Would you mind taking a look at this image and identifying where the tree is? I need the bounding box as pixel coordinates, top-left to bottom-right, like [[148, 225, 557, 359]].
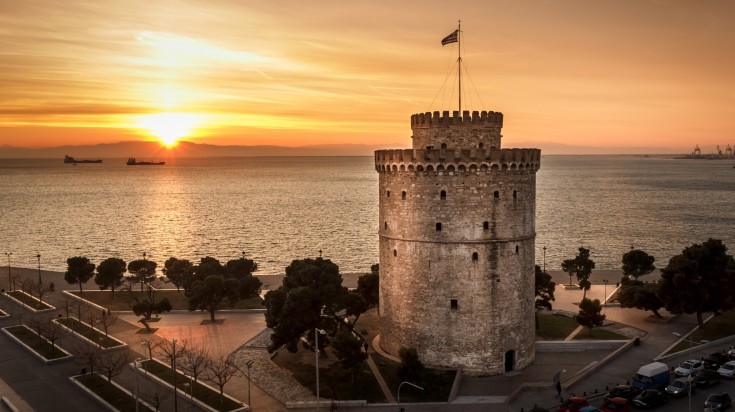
[[95, 257, 126, 294], [263, 257, 350, 353], [659, 238, 735, 327], [140, 386, 169, 412], [205, 355, 239, 408], [162, 257, 194, 293], [224, 257, 262, 299], [140, 336, 164, 361], [575, 298, 606, 336], [622, 249, 656, 280], [127, 259, 158, 292], [331, 329, 367, 383], [65, 256, 96, 294], [132, 298, 172, 330], [356, 266, 379, 307], [181, 343, 212, 400], [98, 350, 128, 382], [43, 318, 64, 350], [534, 265, 556, 330], [345, 290, 368, 330], [561, 247, 595, 299], [196, 256, 225, 278], [99, 310, 117, 336], [157, 338, 189, 374], [187, 275, 240, 322], [617, 278, 664, 318], [397, 347, 424, 383]]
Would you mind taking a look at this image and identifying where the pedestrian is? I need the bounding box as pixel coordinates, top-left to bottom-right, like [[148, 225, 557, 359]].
[[556, 380, 562, 400], [49, 281, 55, 292]]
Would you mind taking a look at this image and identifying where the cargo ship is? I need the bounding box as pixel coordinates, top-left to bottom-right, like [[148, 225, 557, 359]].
[[64, 155, 102, 164], [126, 157, 165, 166]]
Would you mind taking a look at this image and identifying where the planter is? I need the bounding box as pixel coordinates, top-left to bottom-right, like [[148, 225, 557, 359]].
[[2, 325, 72, 364], [3, 290, 56, 313], [53, 317, 127, 350], [70, 373, 155, 412]]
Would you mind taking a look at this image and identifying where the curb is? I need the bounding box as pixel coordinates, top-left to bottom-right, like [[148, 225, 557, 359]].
[[2, 325, 73, 364], [69, 373, 156, 412]]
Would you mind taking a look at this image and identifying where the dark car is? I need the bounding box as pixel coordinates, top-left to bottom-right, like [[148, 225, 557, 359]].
[[665, 376, 695, 398], [705, 353, 731, 370], [603, 385, 640, 401], [599, 397, 630, 412], [704, 392, 732, 410], [632, 389, 668, 409], [693, 368, 722, 387], [558, 396, 589, 412]]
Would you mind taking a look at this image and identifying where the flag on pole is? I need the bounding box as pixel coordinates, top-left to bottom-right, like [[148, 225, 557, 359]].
[[441, 29, 459, 46]]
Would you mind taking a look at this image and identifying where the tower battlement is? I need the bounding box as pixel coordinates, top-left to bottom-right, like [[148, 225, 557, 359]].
[[375, 148, 540, 171], [411, 110, 503, 129]]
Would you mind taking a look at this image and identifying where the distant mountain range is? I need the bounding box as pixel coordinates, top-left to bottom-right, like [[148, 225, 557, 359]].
[[0, 140, 685, 158]]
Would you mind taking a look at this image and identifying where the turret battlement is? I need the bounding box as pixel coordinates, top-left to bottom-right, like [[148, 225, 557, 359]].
[[411, 110, 503, 129], [375, 148, 540, 173]]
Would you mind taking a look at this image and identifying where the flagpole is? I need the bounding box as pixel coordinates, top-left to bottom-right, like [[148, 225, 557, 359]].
[[457, 20, 462, 114]]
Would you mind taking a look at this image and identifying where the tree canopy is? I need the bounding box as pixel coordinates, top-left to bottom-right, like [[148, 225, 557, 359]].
[[534, 265, 556, 330], [617, 277, 664, 318], [659, 238, 735, 327], [263, 257, 350, 353], [331, 329, 368, 383], [163, 257, 195, 292], [622, 249, 656, 279], [95, 257, 126, 294], [356, 265, 379, 307], [127, 259, 158, 291], [224, 257, 262, 299], [575, 298, 605, 335], [562, 247, 595, 298], [188, 275, 240, 322], [65, 256, 95, 294]]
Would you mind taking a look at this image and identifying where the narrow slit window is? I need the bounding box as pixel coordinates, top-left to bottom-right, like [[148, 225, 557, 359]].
[[393, 249, 397, 257], [436, 222, 442, 232], [387, 190, 390, 198], [402, 191, 406, 200], [494, 191, 499, 199], [384, 221, 388, 230], [513, 190, 517, 199], [483, 221, 489, 230], [515, 245, 519, 254], [440, 190, 447, 200], [450, 299, 458, 310], [472, 252, 478, 261]]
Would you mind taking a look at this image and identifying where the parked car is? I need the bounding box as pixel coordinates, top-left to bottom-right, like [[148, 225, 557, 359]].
[[603, 385, 640, 401], [674, 359, 704, 377], [718, 361, 735, 379], [558, 396, 589, 412], [665, 377, 695, 398], [693, 368, 721, 387], [728, 345, 735, 360], [578, 407, 601, 412], [599, 397, 630, 412], [705, 352, 730, 370], [632, 389, 668, 409], [704, 392, 732, 410]]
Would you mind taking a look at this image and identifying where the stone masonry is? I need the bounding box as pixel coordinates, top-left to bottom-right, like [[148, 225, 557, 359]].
[[375, 109, 541, 375]]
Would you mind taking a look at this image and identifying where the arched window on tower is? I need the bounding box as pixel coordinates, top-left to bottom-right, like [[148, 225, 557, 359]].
[[441, 143, 447, 150], [515, 245, 519, 254], [386, 190, 390, 198], [402, 191, 406, 200], [436, 222, 442, 232], [513, 190, 517, 199], [440, 190, 446, 200], [384, 221, 388, 230], [483, 221, 489, 230], [494, 191, 500, 199], [472, 252, 478, 261], [479, 142, 484, 149], [393, 249, 397, 257]]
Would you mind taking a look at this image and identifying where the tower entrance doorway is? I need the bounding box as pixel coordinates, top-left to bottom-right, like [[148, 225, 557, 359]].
[[504, 350, 515, 372]]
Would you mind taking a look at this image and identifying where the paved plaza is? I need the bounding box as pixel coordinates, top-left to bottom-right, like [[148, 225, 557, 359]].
[[2, 267, 734, 412]]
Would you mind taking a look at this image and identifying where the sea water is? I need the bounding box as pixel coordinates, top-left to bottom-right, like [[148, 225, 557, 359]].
[[0, 156, 733, 274]]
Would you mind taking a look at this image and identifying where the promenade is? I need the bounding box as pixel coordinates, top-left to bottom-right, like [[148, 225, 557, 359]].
[[1, 266, 732, 412]]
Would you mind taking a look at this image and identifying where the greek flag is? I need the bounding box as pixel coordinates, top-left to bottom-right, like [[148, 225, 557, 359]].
[[441, 29, 459, 46]]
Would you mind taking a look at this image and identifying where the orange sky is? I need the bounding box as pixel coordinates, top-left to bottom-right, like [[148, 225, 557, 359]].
[[1, 0, 734, 153]]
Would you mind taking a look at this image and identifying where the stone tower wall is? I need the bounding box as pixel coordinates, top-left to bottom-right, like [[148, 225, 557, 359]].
[[375, 110, 541, 375], [411, 110, 503, 150]]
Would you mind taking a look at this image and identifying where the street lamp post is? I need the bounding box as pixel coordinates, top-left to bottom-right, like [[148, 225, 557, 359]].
[[397, 381, 424, 411], [4, 252, 11, 291], [36, 252, 41, 285], [245, 359, 254, 407], [315, 328, 326, 411], [602, 279, 609, 307], [673, 332, 704, 412], [543, 246, 547, 273], [172, 338, 178, 412]]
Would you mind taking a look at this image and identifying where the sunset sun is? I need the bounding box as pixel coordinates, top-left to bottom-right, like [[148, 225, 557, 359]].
[[138, 113, 201, 146]]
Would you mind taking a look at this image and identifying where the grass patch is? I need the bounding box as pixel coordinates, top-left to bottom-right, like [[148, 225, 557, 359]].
[[666, 311, 735, 355], [536, 313, 579, 340], [273, 350, 386, 402], [572, 328, 628, 340], [55, 317, 123, 348], [70, 290, 263, 311], [372, 352, 455, 403], [75, 373, 147, 412], [5, 325, 68, 360], [140, 359, 243, 411], [6, 290, 54, 310]]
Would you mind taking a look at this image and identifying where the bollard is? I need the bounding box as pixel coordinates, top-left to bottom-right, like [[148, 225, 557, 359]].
[[595, 388, 598, 394]]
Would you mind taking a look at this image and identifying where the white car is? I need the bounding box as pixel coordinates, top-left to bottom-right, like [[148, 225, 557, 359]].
[[674, 359, 703, 377], [728, 345, 735, 359], [718, 361, 735, 379]]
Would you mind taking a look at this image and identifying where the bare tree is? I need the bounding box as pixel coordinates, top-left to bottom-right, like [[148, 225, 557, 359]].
[[73, 300, 88, 323], [25, 317, 45, 337], [181, 342, 212, 400], [99, 310, 117, 337], [43, 318, 64, 350], [98, 350, 129, 382], [205, 355, 239, 407], [157, 338, 189, 371], [61, 296, 75, 318], [72, 342, 102, 375], [140, 386, 170, 412], [140, 336, 164, 362], [29, 281, 47, 304]]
